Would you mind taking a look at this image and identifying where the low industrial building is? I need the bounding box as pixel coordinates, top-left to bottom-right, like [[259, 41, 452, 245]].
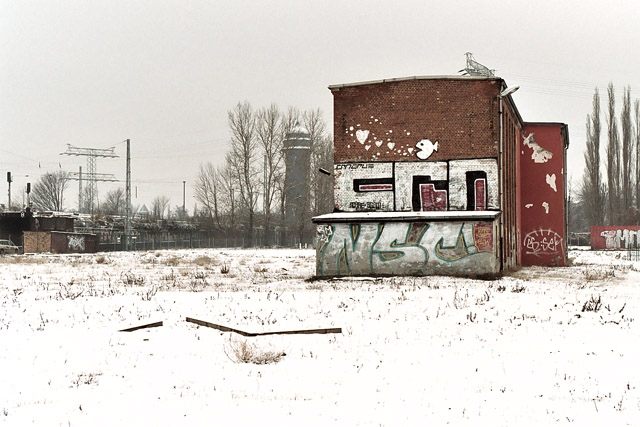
[[313, 74, 568, 277], [0, 210, 97, 254]]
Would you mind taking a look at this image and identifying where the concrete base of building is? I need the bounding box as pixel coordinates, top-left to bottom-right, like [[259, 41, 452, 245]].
[[312, 211, 501, 278]]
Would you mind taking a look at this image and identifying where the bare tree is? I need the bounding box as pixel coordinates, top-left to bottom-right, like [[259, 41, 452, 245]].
[[581, 88, 604, 228], [621, 86, 633, 221], [312, 133, 335, 215], [606, 83, 620, 225], [256, 104, 286, 246], [30, 171, 70, 212], [219, 159, 238, 233], [227, 101, 259, 246], [102, 188, 125, 215], [151, 195, 170, 219], [194, 162, 223, 230], [635, 99, 640, 209], [303, 109, 333, 236]]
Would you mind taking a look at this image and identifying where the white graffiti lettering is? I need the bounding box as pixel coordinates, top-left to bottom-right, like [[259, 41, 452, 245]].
[[316, 225, 332, 243], [68, 235, 85, 251], [600, 229, 639, 249], [523, 229, 563, 257]]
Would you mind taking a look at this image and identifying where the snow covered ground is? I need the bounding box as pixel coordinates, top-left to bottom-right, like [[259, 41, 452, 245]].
[[1, 247, 640, 426]]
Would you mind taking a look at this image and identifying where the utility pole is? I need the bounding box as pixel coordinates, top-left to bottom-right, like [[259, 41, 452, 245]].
[[7, 172, 12, 210], [182, 180, 186, 218], [78, 166, 83, 212], [125, 139, 131, 251], [263, 154, 267, 214]]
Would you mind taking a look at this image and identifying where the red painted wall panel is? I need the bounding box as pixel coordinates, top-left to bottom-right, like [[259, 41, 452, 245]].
[[519, 123, 568, 266]]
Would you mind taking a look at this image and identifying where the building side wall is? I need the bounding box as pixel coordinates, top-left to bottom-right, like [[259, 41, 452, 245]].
[[501, 100, 522, 270], [24, 231, 97, 254], [519, 123, 567, 266], [23, 231, 52, 253], [316, 219, 499, 277]]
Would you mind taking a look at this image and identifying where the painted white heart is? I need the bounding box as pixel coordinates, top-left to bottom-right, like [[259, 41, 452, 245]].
[[375, 140, 383, 147], [408, 147, 414, 153], [364, 145, 371, 150], [387, 142, 395, 150], [356, 129, 369, 144]]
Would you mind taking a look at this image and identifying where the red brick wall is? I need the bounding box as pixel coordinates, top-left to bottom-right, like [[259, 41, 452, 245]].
[[332, 78, 502, 163]]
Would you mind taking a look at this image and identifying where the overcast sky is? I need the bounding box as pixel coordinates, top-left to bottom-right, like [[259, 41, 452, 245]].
[[2, 0, 640, 211]]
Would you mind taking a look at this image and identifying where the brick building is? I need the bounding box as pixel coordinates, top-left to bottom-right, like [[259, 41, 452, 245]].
[[313, 75, 568, 277]]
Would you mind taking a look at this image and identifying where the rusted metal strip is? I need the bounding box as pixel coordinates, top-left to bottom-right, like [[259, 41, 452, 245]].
[[119, 321, 163, 332], [185, 317, 341, 336], [186, 317, 251, 336]]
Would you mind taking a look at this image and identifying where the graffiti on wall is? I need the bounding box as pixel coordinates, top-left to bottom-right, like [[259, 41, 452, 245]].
[[523, 229, 563, 257], [334, 162, 394, 212], [448, 159, 497, 211], [523, 133, 553, 163], [67, 235, 85, 251], [343, 117, 417, 161], [416, 139, 439, 160], [600, 229, 639, 249], [335, 159, 498, 212], [419, 183, 447, 211], [434, 223, 494, 261], [317, 221, 495, 275], [546, 174, 557, 192]]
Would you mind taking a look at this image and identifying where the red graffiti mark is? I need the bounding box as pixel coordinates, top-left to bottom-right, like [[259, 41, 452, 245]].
[[473, 223, 493, 252], [358, 184, 393, 191], [474, 178, 486, 211], [419, 184, 447, 211]]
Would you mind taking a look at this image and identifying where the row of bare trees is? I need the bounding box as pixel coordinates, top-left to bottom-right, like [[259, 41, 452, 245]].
[[16, 171, 174, 221], [194, 101, 333, 246], [11, 101, 335, 247], [580, 83, 640, 227]]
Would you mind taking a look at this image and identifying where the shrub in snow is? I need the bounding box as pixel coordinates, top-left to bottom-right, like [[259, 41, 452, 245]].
[[224, 337, 285, 365], [582, 294, 602, 312]]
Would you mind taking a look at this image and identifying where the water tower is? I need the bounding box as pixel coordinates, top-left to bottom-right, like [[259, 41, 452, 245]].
[[283, 122, 311, 241]]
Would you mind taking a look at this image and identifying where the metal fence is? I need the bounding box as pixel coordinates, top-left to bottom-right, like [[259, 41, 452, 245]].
[[95, 230, 314, 252], [628, 239, 640, 261]]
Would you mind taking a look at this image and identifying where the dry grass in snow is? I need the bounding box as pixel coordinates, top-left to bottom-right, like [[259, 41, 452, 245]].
[[1, 247, 640, 425]]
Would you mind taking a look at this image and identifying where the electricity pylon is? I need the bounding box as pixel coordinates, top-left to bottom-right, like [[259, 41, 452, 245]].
[[61, 144, 119, 214]]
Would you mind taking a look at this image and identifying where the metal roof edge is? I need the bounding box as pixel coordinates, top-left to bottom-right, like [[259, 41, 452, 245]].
[[312, 211, 501, 223], [328, 75, 502, 90]]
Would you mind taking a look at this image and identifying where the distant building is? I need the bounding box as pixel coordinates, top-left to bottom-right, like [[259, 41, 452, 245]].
[[283, 122, 312, 243], [0, 209, 97, 254], [313, 75, 568, 277], [137, 204, 150, 218]]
